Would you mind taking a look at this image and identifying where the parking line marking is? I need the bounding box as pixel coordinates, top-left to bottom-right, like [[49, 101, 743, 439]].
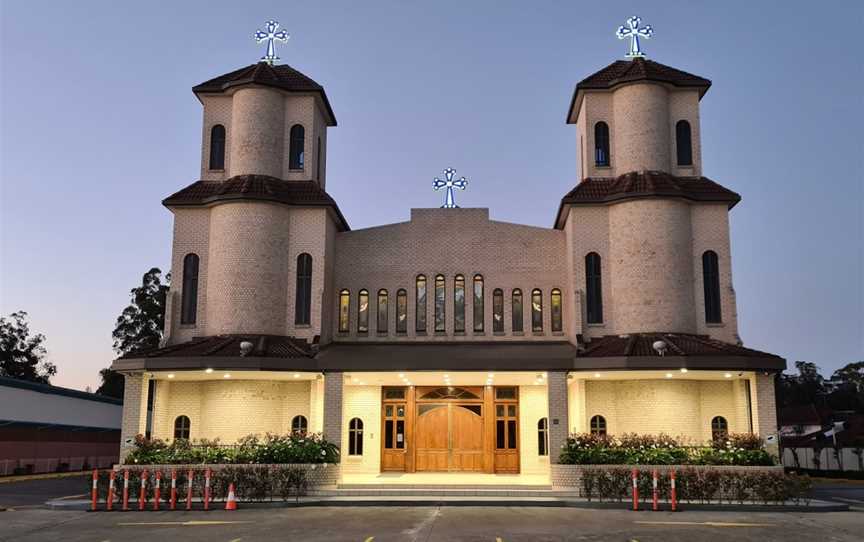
[[635, 521, 774, 528], [118, 520, 251, 527]]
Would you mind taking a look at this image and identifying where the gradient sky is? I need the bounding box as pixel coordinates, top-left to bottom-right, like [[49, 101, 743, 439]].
[[1, 1, 862, 391]]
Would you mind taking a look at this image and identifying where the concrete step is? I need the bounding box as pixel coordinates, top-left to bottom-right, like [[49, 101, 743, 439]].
[[314, 487, 579, 497], [337, 484, 553, 490]]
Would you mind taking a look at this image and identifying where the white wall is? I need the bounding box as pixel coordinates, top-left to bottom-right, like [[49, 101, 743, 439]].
[[0, 384, 121, 429]]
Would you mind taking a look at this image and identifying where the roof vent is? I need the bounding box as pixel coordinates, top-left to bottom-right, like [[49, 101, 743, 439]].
[[239, 341, 254, 357], [652, 340, 668, 356]]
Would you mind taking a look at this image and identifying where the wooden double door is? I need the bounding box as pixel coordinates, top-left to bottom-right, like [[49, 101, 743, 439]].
[[381, 385, 519, 473]]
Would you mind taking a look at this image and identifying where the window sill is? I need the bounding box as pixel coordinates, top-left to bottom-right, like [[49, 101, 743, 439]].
[[586, 323, 605, 328], [706, 322, 724, 327], [594, 164, 612, 169], [295, 324, 311, 329], [434, 331, 447, 336], [207, 169, 225, 173], [512, 331, 524, 336], [288, 167, 304, 172], [473, 332, 485, 336], [532, 331, 545, 336], [552, 331, 565, 336], [454, 331, 465, 336], [376, 332, 389, 337], [337, 332, 350, 337], [416, 331, 428, 336], [178, 324, 197, 329]]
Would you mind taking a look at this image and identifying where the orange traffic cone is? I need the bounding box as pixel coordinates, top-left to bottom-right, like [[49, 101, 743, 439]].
[[224, 483, 238, 511]]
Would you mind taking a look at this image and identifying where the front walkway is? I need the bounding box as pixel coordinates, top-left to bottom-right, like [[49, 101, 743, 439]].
[[340, 472, 550, 486]]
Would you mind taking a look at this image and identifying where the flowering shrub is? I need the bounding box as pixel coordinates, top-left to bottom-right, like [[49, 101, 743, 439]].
[[560, 432, 774, 466], [124, 432, 339, 465]]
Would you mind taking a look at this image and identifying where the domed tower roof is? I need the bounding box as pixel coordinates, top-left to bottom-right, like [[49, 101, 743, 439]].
[[193, 62, 337, 126]]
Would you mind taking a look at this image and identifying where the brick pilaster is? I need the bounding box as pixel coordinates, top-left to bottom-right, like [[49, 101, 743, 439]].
[[119, 372, 149, 462], [322, 371, 344, 453], [547, 370, 570, 464]]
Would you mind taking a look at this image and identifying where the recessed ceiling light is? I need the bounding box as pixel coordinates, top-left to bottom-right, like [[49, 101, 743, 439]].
[[594, 373, 601, 378], [724, 373, 732, 378], [680, 368, 688, 373], [167, 373, 175, 379], [488, 373, 494, 378], [353, 378, 359, 383], [293, 373, 300, 378], [398, 373, 405, 378], [205, 368, 214, 374], [665, 373, 673, 378], [223, 373, 231, 379]]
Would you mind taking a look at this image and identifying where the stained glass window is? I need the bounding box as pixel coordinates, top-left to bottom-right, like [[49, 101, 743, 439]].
[[454, 275, 465, 332], [416, 275, 427, 332], [512, 289, 523, 333], [338, 289, 350, 332], [531, 289, 543, 332], [396, 289, 407, 334], [377, 289, 388, 333], [434, 274, 446, 332], [492, 288, 504, 333], [358, 289, 369, 333], [473, 274, 484, 333], [551, 288, 562, 332]]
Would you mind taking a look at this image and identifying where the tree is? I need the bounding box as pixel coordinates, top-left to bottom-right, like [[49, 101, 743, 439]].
[[827, 361, 864, 412], [96, 367, 125, 399], [777, 361, 828, 408], [0, 311, 57, 383], [112, 268, 169, 356]]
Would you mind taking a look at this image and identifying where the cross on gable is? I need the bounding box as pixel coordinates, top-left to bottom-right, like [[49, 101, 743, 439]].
[[255, 20, 290, 65], [433, 167, 468, 208], [616, 15, 653, 58]]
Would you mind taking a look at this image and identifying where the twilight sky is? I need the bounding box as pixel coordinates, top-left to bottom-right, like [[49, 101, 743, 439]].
[[1, 1, 862, 391]]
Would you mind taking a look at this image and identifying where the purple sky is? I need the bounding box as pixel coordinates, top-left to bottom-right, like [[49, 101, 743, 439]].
[[1, 1, 861, 391]]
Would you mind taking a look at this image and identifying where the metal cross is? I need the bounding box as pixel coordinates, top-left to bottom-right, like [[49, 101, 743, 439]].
[[255, 20, 290, 65], [616, 15, 653, 58], [433, 168, 468, 208]]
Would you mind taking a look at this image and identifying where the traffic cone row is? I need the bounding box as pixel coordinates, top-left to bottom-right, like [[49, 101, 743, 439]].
[[90, 468, 237, 511]]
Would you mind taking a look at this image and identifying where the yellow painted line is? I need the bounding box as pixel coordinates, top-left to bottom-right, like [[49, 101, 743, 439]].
[[118, 520, 251, 526], [635, 521, 774, 528]]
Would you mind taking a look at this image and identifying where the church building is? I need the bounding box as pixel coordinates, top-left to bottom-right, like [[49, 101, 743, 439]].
[[113, 20, 785, 480]]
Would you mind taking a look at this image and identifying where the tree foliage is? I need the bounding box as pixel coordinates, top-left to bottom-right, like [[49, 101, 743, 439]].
[[778, 360, 864, 413], [112, 268, 169, 356], [96, 367, 125, 399], [0, 311, 57, 383]]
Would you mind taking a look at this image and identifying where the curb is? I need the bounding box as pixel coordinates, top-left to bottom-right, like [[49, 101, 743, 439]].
[[0, 472, 89, 484]]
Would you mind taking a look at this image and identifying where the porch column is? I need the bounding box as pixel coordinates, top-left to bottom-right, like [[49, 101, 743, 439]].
[[119, 372, 150, 462], [322, 371, 344, 451], [751, 373, 779, 457], [547, 370, 570, 463]]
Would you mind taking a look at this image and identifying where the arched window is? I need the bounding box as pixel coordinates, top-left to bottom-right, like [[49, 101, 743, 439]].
[[338, 289, 350, 333], [531, 289, 543, 332], [676, 120, 693, 166], [209, 124, 226, 170], [377, 289, 388, 333], [434, 275, 446, 332], [454, 275, 466, 332], [294, 253, 312, 325], [492, 289, 504, 333], [551, 288, 563, 332], [349, 417, 364, 456], [538, 417, 549, 456], [594, 121, 610, 166], [512, 289, 524, 333], [289, 124, 305, 169], [396, 289, 407, 334], [173, 415, 190, 440], [585, 253, 603, 324], [415, 275, 427, 332], [711, 416, 728, 442], [702, 250, 722, 323], [180, 253, 199, 325], [358, 289, 369, 333], [473, 275, 484, 333], [292, 415, 308, 434], [590, 415, 607, 436]]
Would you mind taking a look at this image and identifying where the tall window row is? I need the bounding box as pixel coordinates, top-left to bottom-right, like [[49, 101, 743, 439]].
[[591, 119, 693, 168], [338, 277, 563, 335]]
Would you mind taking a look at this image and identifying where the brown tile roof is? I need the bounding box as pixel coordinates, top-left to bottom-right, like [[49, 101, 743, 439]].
[[193, 63, 336, 125], [554, 171, 741, 229], [567, 58, 711, 122], [163, 174, 350, 231], [119, 335, 315, 360]]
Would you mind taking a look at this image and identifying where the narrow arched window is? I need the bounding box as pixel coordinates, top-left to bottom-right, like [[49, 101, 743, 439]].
[[209, 124, 226, 170], [711, 416, 728, 442], [590, 415, 607, 436], [349, 418, 364, 456], [538, 418, 549, 456], [338, 289, 350, 333], [585, 253, 603, 324], [377, 289, 388, 333], [512, 289, 523, 333], [173, 415, 190, 440], [180, 253, 199, 325], [292, 415, 308, 434], [594, 121, 610, 166], [358, 289, 369, 333], [416, 275, 427, 332], [396, 289, 407, 334], [295, 253, 312, 325], [434, 275, 446, 332], [289, 124, 305, 169], [473, 275, 484, 333], [702, 250, 722, 323], [454, 275, 466, 332], [551, 288, 563, 332], [531, 289, 543, 332], [676, 120, 693, 166], [492, 289, 504, 333]]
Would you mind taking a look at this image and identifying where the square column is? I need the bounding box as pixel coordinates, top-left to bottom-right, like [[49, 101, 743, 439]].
[[751, 373, 779, 456], [547, 371, 570, 464], [322, 371, 344, 451], [119, 372, 150, 462]]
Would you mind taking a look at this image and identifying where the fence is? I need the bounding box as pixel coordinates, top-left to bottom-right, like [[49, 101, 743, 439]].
[[0, 455, 118, 476], [781, 447, 864, 471]]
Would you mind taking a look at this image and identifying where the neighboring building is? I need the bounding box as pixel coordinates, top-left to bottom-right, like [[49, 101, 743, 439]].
[[0, 376, 122, 475], [780, 407, 864, 471], [111, 46, 785, 478]]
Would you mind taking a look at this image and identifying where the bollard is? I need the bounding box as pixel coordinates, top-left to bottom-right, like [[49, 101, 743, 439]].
[[107, 470, 116, 511], [170, 469, 177, 510], [186, 469, 194, 511], [203, 468, 211, 511], [670, 470, 678, 512], [153, 471, 161, 511], [138, 469, 148, 511], [631, 468, 639, 511], [651, 469, 659, 511], [122, 469, 130, 511], [91, 469, 98, 511]]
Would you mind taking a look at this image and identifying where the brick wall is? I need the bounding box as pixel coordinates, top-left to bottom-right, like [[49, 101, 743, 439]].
[[119, 372, 149, 462], [322, 372, 343, 449], [547, 371, 569, 464], [341, 385, 381, 474], [519, 385, 551, 474]]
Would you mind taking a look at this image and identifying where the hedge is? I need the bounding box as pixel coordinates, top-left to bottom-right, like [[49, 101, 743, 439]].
[[560, 433, 774, 466]]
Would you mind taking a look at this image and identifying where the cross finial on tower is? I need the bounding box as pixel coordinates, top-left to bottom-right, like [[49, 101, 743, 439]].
[[255, 20, 290, 65], [616, 15, 653, 58], [433, 168, 468, 208]]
